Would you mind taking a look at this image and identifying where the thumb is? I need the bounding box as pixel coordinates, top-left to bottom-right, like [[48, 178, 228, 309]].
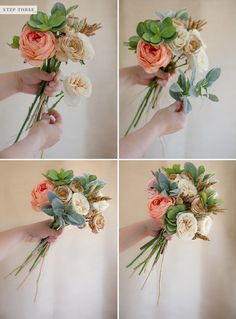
[[36, 69, 55, 82], [167, 101, 183, 113]]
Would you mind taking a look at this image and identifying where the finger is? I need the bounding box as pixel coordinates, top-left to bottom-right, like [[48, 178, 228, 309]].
[[36, 69, 56, 82], [156, 69, 170, 80], [157, 79, 168, 87], [168, 101, 183, 112], [54, 71, 62, 82], [48, 110, 63, 125], [41, 113, 51, 122]]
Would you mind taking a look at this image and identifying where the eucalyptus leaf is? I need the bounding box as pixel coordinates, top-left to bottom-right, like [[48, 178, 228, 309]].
[[41, 205, 54, 216], [205, 68, 221, 88]]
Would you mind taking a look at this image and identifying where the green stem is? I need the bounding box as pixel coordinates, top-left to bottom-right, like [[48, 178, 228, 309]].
[[125, 80, 157, 136]]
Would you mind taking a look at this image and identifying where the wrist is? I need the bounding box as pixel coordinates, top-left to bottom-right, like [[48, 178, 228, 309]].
[[26, 131, 45, 153], [14, 71, 22, 94]]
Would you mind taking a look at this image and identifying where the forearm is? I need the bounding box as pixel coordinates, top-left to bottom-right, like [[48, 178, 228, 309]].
[[120, 120, 161, 158], [120, 67, 136, 88], [120, 220, 148, 253], [0, 134, 42, 159], [0, 226, 26, 261], [0, 72, 19, 101]]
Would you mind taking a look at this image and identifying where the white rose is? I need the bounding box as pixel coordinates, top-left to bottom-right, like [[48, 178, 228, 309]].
[[176, 212, 198, 240], [77, 32, 95, 61], [177, 178, 198, 197], [71, 192, 90, 215], [184, 29, 206, 56], [198, 216, 213, 235], [92, 200, 109, 212], [195, 48, 209, 73], [170, 26, 189, 53], [63, 73, 92, 106]]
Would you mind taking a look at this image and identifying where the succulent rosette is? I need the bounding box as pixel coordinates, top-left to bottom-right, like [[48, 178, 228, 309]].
[[8, 2, 101, 146], [10, 168, 111, 293], [125, 9, 221, 136], [127, 162, 224, 284]]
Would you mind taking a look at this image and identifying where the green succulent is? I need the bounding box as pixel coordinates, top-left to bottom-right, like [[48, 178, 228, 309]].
[[27, 2, 78, 33], [43, 168, 74, 186], [163, 164, 183, 175], [127, 17, 177, 51], [8, 35, 20, 49], [164, 204, 186, 235]]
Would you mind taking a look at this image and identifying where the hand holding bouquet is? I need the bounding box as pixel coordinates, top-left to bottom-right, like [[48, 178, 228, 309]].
[[8, 168, 111, 299], [125, 9, 221, 135], [9, 2, 101, 143], [127, 162, 224, 293]]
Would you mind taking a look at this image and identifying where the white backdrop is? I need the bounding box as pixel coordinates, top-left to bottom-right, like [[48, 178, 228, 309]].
[[0, 160, 117, 319], [120, 160, 236, 319], [120, 0, 236, 158], [0, 0, 117, 158]]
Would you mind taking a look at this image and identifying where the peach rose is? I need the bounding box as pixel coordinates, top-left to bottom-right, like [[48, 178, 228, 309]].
[[20, 26, 56, 66], [148, 194, 174, 222], [137, 40, 172, 73], [31, 180, 55, 211]]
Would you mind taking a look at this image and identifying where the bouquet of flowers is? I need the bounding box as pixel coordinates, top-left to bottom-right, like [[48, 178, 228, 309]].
[[8, 2, 101, 143], [127, 162, 224, 291], [125, 9, 221, 135], [8, 168, 110, 298]]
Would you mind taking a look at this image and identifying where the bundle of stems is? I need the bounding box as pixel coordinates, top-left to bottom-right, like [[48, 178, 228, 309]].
[[126, 229, 168, 277], [14, 57, 63, 144]]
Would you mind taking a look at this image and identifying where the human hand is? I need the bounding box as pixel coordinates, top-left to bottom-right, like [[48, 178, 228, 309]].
[[150, 101, 187, 136], [27, 110, 63, 150], [131, 65, 174, 87], [22, 220, 63, 243], [16, 68, 61, 97], [143, 218, 163, 237]]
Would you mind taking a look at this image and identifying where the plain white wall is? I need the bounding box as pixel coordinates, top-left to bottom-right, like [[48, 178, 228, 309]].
[[0, 160, 117, 319], [120, 0, 236, 158], [0, 0, 117, 158], [120, 160, 236, 319]]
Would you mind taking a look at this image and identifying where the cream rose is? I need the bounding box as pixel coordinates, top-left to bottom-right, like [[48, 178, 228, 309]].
[[195, 48, 209, 73], [55, 185, 72, 204], [177, 178, 198, 198], [183, 29, 206, 56], [176, 212, 198, 240], [170, 26, 189, 53], [89, 212, 105, 234], [71, 192, 90, 215], [56, 32, 84, 62], [92, 200, 109, 212], [77, 32, 95, 61], [198, 216, 213, 236], [63, 73, 92, 106]]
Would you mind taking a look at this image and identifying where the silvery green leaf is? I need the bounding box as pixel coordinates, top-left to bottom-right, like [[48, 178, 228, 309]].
[[66, 4, 79, 16], [155, 11, 165, 20], [183, 97, 192, 113], [189, 86, 198, 97], [41, 205, 54, 216], [65, 212, 86, 226], [155, 170, 170, 191], [52, 197, 65, 216], [175, 9, 189, 21], [169, 188, 181, 196], [208, 94, 219, 102], [170, 83, 183, 93], [205, 68, 221, 87], [48, 191, 59, 203]]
